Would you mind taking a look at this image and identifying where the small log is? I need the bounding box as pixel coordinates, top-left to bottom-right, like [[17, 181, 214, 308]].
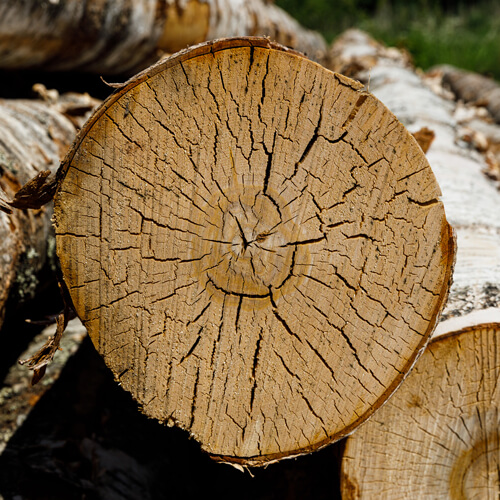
[[436, 64, 500, 124], [53, 37, 454, 466], [0, 92, 92, 328], [341, 322, 500, 499], [0, 0, 326, 75]]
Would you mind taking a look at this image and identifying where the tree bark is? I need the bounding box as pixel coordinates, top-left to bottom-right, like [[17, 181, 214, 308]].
[[0, 0, 326, 75], [0, 94, 85, 328], [329, 30, 500, 498], [53, 37, 454, 466]]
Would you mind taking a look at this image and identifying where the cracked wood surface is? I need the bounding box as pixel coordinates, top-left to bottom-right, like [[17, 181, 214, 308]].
[[54, 37, 454, 465], [0, 0, 326, 75], [329, 29, 500, 325], [341, 323, 500, 499]]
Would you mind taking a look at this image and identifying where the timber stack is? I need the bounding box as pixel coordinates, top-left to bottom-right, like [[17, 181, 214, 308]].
[[0, 1, 498, 497], [329, 29, 500, 499]]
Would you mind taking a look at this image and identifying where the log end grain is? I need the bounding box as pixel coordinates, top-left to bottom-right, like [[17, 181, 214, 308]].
[[341, 322, 500, 499], [54, 37, 456, 465]]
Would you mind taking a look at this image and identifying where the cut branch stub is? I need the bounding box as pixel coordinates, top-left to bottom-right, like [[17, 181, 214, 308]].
[[341, 323, 500, 499], [54, 37, 455, 465]]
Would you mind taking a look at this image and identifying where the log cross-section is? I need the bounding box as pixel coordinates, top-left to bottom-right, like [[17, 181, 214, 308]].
[[54, 37, 455, 466], [341, 323, 500, 499]]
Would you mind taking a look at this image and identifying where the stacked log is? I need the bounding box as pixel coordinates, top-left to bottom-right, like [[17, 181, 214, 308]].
[[437, 64, 500, 124], [0, 0, 326, 75], [341, 322, 500, 499], [52, 36, 454, 466], [329, 30, 500, 498], [428, 65, 500, 189], [0, 91, 98, 328]]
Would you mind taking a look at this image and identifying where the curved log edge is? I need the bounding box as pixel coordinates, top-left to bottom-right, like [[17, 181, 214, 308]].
[[53, 36, 455, 466], [329, 29, 500, 324]]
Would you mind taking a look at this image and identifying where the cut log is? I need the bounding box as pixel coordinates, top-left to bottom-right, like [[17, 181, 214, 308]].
[[53, 37, 454, 466], [0, 0, 326, 75], [330, 30, 500, 498], [0, 92, 96, 328], [329, 29, 500, 323], [341, 322, 500, 499]]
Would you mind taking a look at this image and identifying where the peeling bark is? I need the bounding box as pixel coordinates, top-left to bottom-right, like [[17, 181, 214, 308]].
[[0, 90, 98, 329], [0, 0, 326, 75], [53, 37, 454, 466]]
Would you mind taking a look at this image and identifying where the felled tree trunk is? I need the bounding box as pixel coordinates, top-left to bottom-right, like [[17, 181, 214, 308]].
[[329, 29, 500, 324], [0, 95, 77, 328], [0, 0, 326, 75], [53, 37, 454, 466], [341, 322, 500, 499], [330, 30, 500, 498]]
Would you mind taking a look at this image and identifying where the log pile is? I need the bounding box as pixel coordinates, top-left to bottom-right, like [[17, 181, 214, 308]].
[[0, 1, 499, 497], [329, 29, 500, 498], [0, 89, 98, 328]]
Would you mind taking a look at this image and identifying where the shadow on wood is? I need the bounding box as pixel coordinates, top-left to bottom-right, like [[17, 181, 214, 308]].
[[0, 337, 342, 500]]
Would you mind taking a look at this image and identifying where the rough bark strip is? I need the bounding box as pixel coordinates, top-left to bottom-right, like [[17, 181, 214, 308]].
[[54, 37, 454, 466], [329, 29, 500, 324], [0, 93, 94, 328], [0, 0, 326, 75], [341, 323, 500, 499]]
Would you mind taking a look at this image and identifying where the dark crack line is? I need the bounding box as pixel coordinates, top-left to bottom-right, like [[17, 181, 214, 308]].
[[273, 309, 303, 344], [281, 235, 326, 247], [187, 302, 211, 327], [206, 277, 270, 300], [179, 326, 203, 365]]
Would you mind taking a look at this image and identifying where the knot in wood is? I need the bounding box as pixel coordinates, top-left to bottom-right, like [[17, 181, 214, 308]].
[[193, 187, 306, 299]]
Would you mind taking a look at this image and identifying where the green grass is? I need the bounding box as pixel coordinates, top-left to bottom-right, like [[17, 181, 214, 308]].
[[275, 0, 500, 80]]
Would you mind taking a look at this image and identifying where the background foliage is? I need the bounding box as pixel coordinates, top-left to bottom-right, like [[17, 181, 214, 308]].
[[275, 0, 500, 80]]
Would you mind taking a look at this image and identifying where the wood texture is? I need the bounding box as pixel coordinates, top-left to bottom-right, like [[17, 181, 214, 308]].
[[329, 30, 500, 324], [0, 0, 326, 75], [54, 37, 454, 465], [0, 96, 79, 327], [341, 323, 500, 499], [332, 30, 500, 498]]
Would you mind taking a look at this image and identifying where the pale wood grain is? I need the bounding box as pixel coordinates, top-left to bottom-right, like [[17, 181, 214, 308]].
[[341, 323, 500, 499], [54, 37, 454, 465]]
